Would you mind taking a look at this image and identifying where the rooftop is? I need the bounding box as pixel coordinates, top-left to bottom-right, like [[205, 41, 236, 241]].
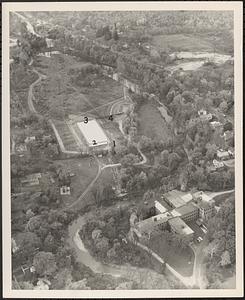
[[181, 193, 193, 203], [21, 173, 42, 186], [197, 200, 215, 209], [77, 119, 109, 147], [194, 191, 212, 202], [217, 149, 230, 158], [155, 200, 168, 213], [175, 202, 198, 216], [162, 190, 186, 208], [168, 217, 194, 236], [136, 212, 172, 233]]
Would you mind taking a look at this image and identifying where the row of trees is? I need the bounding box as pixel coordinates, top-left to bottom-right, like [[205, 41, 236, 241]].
[[81, 205, 156, 269], [204, 196, 235, 288]]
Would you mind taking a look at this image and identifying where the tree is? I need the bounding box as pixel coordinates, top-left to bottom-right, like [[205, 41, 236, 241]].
[[46, 143, 59, 158], [143, 190, 156, 203], [53, 268, 73, 289], [112, 29, 119, 41], [160, 150, 169, 165], [219, 101, 228, 113], [120, 153, 139, 167], [66, 278, 91, 290], [33, 251, 57, 276], [138, 136, 153, 152], [95, 236, 110, 252], [26, 215, 43, 232], [206, 143, 218, 160], [14, 232, 41, 260], [220, 250, 231, 267], [168, 152, 180, 171], [44, 233, 57, 252]]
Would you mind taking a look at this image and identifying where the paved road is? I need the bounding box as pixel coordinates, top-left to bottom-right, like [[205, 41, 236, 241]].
[[27, 69, 46, 114]]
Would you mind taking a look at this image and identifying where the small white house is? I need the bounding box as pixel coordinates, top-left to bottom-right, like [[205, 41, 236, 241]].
[[213, 159, 225, 169], [60, 186, 71, 195], [25, 136, 36, 144], [217, 149, 230, 161]]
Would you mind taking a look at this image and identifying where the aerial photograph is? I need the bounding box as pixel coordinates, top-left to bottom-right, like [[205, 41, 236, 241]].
[[8, 9, 237, 292]]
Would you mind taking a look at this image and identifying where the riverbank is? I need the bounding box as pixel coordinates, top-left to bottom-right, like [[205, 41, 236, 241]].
[[67, 212, 185, 289]]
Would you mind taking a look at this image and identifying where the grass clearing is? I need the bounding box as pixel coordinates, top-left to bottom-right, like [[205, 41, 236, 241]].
[[149, 234, 194, 277], [213, 191, 235, 207], [152, 34, 214, 52], [137, 102, 171, 141], [33, 54, 123, 120], [53, 119, 80, 152], [54, 157, 98, 206]]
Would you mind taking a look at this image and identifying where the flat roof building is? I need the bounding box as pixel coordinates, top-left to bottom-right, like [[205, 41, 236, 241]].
[[174, 202, 199, 223], [135, 212, 172, 238], [162, 190, 186, 208], [155, 200, 168, 214], [77, 119, 109, 148], [193, 191, 213, 203], [168, 217, 194, 237]]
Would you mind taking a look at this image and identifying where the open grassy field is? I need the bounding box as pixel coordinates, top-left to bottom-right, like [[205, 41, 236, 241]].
[[152, 34, 214, 52], [149, 234, 194, 277], [33, 54, 123, 120], [52, 119, 80, 152], [213, 191, 235, 207], [54, 157, 98, 206], [137, 102, 172, 141]]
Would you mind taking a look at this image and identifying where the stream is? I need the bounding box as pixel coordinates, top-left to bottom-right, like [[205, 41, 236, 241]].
[[13, 13, 198, 287], [67, 214, 126, 277]]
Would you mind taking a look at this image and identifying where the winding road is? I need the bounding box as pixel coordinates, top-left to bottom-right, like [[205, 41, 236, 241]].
[[18, 12, 212, 289]]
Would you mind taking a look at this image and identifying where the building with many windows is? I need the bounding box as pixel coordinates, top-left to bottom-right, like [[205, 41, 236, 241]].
[[173, 202, 199, 223]]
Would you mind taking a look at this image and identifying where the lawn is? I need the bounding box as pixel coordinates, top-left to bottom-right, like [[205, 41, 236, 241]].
[[52, 119, 80, 152], [213, 191, 235, 207], [149, 233, 194, 277], [152, 33, 214, 52], [137, 102, 172, 141], [54, 157, 98, 206], [33, 54, 123, 120]]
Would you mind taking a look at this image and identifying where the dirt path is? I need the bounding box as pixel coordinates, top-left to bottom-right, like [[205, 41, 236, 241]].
[[207, 189, 235, 199]]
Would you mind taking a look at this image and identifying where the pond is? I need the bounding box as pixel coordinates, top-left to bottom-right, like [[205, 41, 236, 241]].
[[168, 51, 232, 72]]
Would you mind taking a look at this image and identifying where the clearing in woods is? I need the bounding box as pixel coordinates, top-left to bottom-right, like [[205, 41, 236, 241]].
[[152, 34, 215, 52], [54, 157, 99, 207], [137, 101, 172, 141], [33, 54, 123, 119]]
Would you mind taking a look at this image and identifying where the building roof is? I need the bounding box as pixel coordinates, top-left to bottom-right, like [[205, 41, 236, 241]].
[[162, 190, 186, 208], [155, 200, 168, 213], [197, 200, 215, 210], [194, 191, 212, 202], [170, 209, 182, 218], [21, 173, 42, 185], [136, 212, 172, 234], [175, 202, 198, 216], [224, 130, 234, 140], [217, 150, 230, 159], [181, 193, 193, 203], [168, 217, 194, 236], [77, 119, 109, 147]]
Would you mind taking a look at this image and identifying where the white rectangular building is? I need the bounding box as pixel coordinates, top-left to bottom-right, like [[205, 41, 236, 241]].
[[77, 119, 109, 148]]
